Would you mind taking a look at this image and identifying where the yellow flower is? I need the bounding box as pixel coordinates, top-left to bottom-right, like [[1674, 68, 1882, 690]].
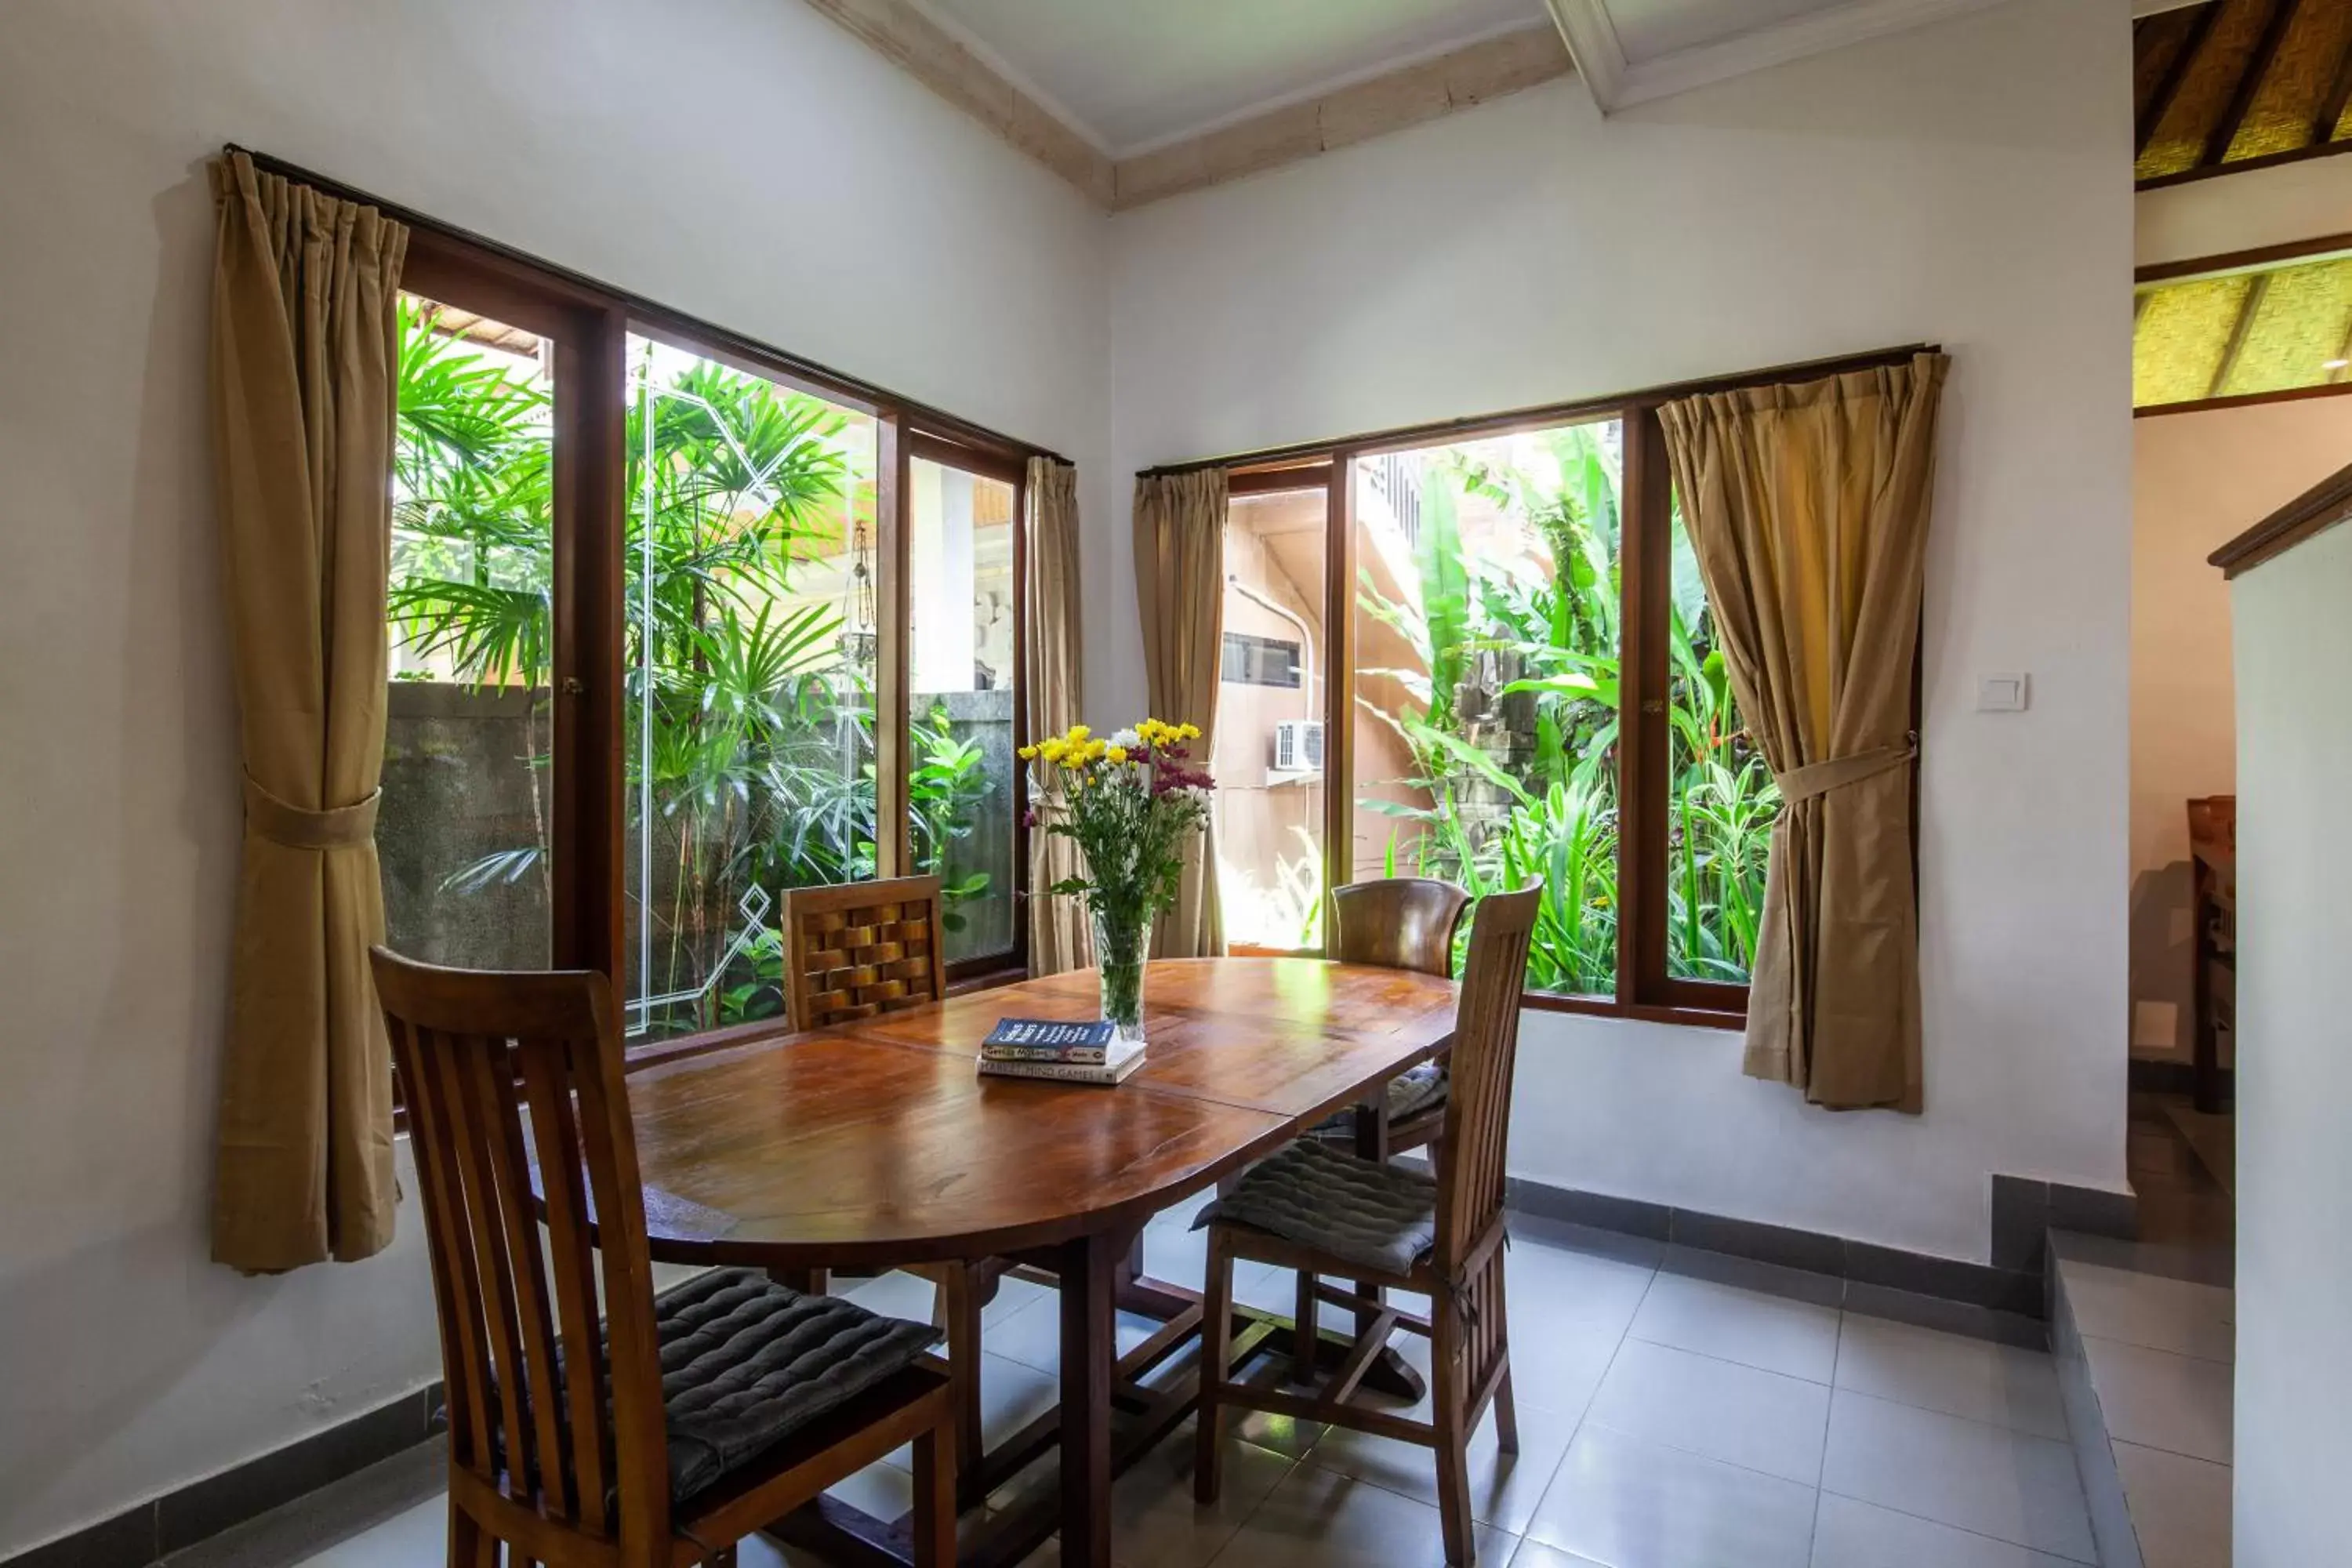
[[1177, 723, 1201, 741], [1018, 744, 1038, 760], [1087, 739, 1108, 760], [1066, 724, 1091, 743], [1040, 738, 1067, 764], [1106, 746, 1128, 764]]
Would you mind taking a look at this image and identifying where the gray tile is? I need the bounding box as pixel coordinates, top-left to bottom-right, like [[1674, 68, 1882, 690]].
[[1105, 1432, 1295, 1568], [1523, 1423, 1817, 1568], [162, 1443, 445, 1568], [157, 1403, 432, 1559], [1584, 1339, 1831, 1486], [2057, 1261, 2234, 1363], [1301, 1395, 1576, 1537], [1843, 1244, 2042, 1318], [1203, 1460, 1513, 1568], [1842, 1283, 2048, 1352], [1810, 1494, 2082, 1567], [1671, 1208, 1846, 1277], [9, 1507, 155, 1568], [1508, 1181, 1671, 1243], [2112, 1441, 2232, 1568], [1834, 1313, 2067, 1439], [1654, 1243, 1844, 1308], [1507, 1541, 1608, 1567], [1820, 1391, 2094, 1563], [1628, 1271, 1842, 1382], [2081, 1337, 2234, 1465]]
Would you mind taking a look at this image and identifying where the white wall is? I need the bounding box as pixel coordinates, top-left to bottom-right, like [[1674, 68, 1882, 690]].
[[1106, 0, 2132, 1261], [2129, 399, 2352, 1062], [0, 0, 1110, 1554], [2230, 518, 2352, 1568], [2136, 150, 2352, 270]]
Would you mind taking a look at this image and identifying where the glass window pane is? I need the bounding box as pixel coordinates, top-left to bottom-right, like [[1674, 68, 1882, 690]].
[[1348, 423, 1623, 995], [908, 456, 1020, 967], [383, 294, 554, 969], [1666, 490, 1780, 983], [623, 334, 878, 1043], [1215, 488, 1328, 951]]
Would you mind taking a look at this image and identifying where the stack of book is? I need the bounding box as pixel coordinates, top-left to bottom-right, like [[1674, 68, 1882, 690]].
[[977, 1018, 1145, 1086]]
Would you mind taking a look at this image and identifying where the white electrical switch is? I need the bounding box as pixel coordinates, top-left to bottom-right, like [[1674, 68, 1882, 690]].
[[1977, 673, 2029, 712]]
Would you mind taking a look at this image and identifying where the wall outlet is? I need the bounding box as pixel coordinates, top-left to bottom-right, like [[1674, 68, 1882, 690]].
[[1977, 673, 2030, 711]]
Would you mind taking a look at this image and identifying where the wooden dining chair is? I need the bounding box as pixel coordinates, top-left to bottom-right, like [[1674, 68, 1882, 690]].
[[1192, 885, 1541, 1567], [371, 949, 958, 1568], [1319, 877, 1471, 1159], [781, 873, 1022, 1498]]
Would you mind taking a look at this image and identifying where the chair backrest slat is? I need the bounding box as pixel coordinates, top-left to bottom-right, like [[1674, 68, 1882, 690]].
[[1432, 887, 1541, 1272], [783, 876, 948, 1031], [1327, 877, 1470, 979], [372, 950, 668, 1558]]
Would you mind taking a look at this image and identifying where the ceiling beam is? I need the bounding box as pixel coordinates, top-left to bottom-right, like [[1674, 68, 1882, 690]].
[[800, 0, 1115, 203], [804, 0, 1573, 212], [1110, 26, 1571, 211], [1547, 0, 2013, 115]]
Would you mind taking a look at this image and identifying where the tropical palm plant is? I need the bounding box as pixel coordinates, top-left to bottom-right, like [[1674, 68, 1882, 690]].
[[390, 303, 996, 1040], [1353, 423, 1777, 994]]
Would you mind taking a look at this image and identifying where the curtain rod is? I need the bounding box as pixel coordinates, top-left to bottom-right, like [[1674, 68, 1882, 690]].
[[220, 143, 1071, 468], [1137, 343, 1940, 477]]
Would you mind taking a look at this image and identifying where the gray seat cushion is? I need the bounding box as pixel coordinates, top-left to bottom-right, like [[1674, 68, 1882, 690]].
[[1309, 1064, 1448, 1140], [1195, 1138, 1439, 1276], [654, 1269, 942, 1504]]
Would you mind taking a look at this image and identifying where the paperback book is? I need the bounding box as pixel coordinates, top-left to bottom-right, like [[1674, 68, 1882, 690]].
[[977, 1037, 1146, 1086], [982, 1017, 1120, 1064]]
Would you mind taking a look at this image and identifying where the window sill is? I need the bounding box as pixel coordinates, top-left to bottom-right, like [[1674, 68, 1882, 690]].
[[1521, 991, 1745, 1032]]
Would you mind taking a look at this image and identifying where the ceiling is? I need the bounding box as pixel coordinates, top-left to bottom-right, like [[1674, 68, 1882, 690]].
[[915, 0, 1547, 155], [906, 0, 2027, 156]]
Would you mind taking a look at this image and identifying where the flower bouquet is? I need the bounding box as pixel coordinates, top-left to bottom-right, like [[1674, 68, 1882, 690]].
[[1020, 718, 1215, 1043]]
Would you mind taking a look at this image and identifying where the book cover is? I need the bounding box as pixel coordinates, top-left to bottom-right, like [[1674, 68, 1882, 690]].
[[982, 1017, 1118, 1062], [977, 1040, 1146, 1086]]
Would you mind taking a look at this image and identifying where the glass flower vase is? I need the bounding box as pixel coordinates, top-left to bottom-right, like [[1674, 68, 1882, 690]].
[[1091, 907, 1153, 1046]]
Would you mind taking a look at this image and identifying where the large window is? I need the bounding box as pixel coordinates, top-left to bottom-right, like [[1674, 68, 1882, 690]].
[[379, 204, 1038, 1053], [1197, 353, 1918, 1023]]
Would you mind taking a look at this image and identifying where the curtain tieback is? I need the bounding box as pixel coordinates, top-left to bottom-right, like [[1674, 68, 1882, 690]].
[[1774, 737, 1917, 806], [242, 775, 381, 850]]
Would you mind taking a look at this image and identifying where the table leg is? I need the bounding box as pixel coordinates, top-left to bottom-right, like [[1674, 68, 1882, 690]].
[[1058, 1229, 1116, 1568], [1352, 1094, 1392, 1342]]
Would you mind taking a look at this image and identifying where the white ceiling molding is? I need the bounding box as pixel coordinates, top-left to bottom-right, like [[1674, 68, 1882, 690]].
[[1545, 0, 2014, 114]]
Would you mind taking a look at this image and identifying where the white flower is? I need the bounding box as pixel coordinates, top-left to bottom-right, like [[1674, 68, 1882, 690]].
[[1109, 728, 1143, 752]]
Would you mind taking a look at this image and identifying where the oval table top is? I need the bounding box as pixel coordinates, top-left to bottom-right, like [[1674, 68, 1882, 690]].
[[624, 957, 1459, 1269]]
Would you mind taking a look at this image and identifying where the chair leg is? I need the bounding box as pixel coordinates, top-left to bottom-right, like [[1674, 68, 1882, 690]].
[[1194, 1229, 1235, 1504], [938, 1265, 987, 1504], [1431, 1297, 1476, 1566], [447, 1497, 493, 1568], [1494, 1362, 1520, 1456], [1291, 1265, 1320, 1385], [709, 1548, 739, 1568], [912, 1412, 958, 1568]]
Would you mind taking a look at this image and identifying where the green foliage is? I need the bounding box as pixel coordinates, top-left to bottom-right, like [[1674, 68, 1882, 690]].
[[1356, 425, 1777, 994], [391, 304, 994, 1038]]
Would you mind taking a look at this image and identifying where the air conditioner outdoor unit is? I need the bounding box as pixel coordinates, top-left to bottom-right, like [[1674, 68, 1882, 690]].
[[1273, 719, 1324, 773]]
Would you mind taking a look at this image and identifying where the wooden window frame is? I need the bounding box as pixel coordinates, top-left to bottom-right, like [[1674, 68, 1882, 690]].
[[1181, 345, 1934, 1029], [304, 148, 1054, 1071]]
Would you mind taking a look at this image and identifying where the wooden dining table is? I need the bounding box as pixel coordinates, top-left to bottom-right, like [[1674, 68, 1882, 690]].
[[622, 956, 1461, 1568]]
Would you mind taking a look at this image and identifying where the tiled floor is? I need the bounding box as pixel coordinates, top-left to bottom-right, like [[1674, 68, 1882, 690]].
[[2053, 1090, 2235, 1568], [173, 1200, 2103, 1568]]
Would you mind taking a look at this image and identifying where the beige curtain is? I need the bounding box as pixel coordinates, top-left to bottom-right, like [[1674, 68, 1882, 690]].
[[209, 151, 407, 1270], [1025, 458, 1093, 975], [1658, 353, 1948, 1113], [1133, 468, 1229, 958]]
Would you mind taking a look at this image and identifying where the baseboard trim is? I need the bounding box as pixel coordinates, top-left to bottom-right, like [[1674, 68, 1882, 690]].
[[2129, 1058, 2233, 1099], [4, 1383, 441, 1568], [1503, 1172, 2130, 1345]]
